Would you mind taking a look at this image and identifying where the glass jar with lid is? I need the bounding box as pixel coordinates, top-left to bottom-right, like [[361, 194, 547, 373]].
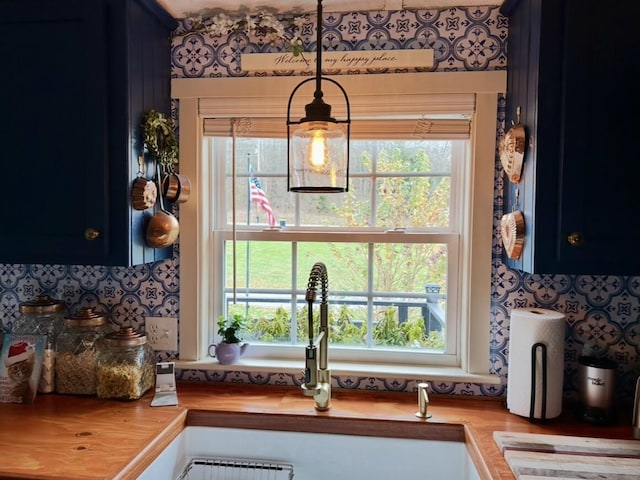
[[13, 295, 67, 393], [96, 326, 155, 400], [55, 308, 112, 395]]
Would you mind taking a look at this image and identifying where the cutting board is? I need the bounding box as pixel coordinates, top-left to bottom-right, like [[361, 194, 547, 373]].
[[493, 431, 640, 479]]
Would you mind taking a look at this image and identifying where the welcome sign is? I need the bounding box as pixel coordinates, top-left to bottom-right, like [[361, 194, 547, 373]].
[[241, 49, 434, 72]]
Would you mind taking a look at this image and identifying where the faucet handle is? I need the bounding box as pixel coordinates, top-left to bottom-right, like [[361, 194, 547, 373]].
[[304, 345, 318, 387]]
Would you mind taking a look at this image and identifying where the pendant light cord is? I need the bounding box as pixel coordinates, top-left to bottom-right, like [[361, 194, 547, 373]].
[[231, 121, 238, 305], [230, 118, 252, 308], [314, 0, 323, 101]]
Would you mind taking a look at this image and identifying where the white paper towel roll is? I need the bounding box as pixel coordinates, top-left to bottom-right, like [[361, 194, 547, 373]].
[[507, 308, 566, 419]]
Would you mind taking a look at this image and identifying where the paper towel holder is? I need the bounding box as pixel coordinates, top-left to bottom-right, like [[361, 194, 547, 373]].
[[529, 342, 548, 423]]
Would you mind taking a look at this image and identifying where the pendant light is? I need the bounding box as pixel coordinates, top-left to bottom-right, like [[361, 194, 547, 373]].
[[287, 0, 350, 193]]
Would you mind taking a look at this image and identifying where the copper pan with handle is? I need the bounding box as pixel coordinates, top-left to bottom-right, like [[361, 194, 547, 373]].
[[145, 165, 179, 248]]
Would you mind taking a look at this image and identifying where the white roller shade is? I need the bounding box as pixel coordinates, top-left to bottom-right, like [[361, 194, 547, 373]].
[[203, 117, 470, 139]]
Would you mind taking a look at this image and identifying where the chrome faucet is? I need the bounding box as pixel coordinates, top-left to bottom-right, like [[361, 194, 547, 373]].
[[633, 376, 640, 439], [301, 262, 331, 411]]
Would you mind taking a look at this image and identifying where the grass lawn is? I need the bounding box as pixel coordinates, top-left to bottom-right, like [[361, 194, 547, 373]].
[[226, 241, 355, 289]]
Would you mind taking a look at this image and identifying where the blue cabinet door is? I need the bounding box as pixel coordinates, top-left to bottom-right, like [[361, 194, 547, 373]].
[[502, 0, 640, 275], [553, 1, 640, 275], [0, 0, 110, 264], [0, 0, 176, 266]]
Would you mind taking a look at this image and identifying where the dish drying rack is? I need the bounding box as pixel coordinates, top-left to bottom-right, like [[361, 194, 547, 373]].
[[177, 457, 295, 480]]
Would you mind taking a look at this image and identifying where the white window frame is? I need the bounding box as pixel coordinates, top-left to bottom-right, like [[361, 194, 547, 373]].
[[172, 71, 505, 383]]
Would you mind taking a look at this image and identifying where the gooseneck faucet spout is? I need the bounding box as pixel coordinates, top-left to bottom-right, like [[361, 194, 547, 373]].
[[301, 262, 331, 411]]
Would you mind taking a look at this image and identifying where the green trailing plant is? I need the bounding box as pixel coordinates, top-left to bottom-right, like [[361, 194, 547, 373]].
[[217, 314, 245, 343], [142, 109, 179, 170], [186, 10, 308, 61]]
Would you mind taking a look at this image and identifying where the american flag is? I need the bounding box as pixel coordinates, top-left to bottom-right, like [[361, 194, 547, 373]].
[[249, 177, 276, 227]]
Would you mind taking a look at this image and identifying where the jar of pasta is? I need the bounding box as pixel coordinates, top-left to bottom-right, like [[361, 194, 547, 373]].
[[55, 308, 111, 395], [96, 326, 155, 400], [13, 295, 67, 393]]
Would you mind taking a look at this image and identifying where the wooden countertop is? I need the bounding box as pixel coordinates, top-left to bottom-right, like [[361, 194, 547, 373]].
[[0, 382, 635, 480]]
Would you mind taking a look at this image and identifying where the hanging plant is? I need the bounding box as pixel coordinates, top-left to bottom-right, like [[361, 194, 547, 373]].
[[186, 10, 308, 60], [143, 109, 179, 170]]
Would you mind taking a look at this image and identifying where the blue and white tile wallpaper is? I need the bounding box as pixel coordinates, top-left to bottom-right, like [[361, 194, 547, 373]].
[[1, 5, 639, 402]]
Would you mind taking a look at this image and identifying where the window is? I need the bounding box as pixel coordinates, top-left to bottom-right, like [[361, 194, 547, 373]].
[[174, 72, 504, 381]]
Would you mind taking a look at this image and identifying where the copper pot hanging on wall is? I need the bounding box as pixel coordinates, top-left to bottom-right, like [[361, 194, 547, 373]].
[[500, 106, 526, 183], [131, 155, 157, 210], [501, 210, 525, 260], [162, 172, 191, 203], [145, 165, 180, 248]]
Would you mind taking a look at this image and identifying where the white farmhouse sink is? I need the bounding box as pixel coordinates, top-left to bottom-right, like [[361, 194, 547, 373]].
[[140, 426, 480, 480]]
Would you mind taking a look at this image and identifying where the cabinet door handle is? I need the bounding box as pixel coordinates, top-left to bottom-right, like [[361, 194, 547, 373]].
[[84, 228, 101, 241], [567, 232, 584, 247]]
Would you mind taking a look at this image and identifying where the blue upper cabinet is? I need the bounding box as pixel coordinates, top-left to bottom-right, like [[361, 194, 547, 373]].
[[0, 0, 176, 266], [500, 0, 640, 275]]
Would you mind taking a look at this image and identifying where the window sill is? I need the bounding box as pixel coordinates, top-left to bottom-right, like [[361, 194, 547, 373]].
[[174, 357, 501, 385]]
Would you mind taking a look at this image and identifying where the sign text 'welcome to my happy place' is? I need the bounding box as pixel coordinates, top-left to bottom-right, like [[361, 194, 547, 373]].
[[241, 49, 434, 72]]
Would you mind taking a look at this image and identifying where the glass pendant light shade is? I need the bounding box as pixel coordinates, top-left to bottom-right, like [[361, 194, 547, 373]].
[[286, 0, 350, 193], [289, 120, 348, 192]]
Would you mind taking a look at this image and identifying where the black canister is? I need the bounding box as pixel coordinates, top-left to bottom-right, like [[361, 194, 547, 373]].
[[578, 355, 617, 424]]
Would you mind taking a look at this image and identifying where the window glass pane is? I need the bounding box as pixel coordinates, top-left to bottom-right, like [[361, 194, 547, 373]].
[[226, 176, 287, 226], [215, 136, 455, 229], [367, 140, 452, 229], [371, 243, 447, 352], [224, 240, 295, 344], [227, 296, 294, 344], [371, 303, 444, 351], [374, 176, 450, 229], [297, 243, 367, 292], [372, 243, 446, 294], [328, 302, 368, 346], [225, 241, 292, 289], [223, 239, 446, 352], [349, 142, 373, 174], [224, 138, 287, 175], [216, 136, 286, 227], [213, 124, 460, 356]]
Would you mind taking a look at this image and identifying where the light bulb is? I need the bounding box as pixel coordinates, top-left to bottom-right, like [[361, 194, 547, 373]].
[[308, 128, 328, 172]]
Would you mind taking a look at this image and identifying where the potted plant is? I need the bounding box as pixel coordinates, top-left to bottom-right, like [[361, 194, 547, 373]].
[[211, 314, 249, 365]]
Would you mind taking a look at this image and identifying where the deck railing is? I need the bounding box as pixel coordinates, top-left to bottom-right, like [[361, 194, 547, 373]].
[[225, 284, 445, 334]]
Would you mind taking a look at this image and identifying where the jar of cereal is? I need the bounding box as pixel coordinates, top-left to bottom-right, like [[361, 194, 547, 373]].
[[96, 326, 155, 400], [55, 308, 111, 395], [13, 295, 67, 393]]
